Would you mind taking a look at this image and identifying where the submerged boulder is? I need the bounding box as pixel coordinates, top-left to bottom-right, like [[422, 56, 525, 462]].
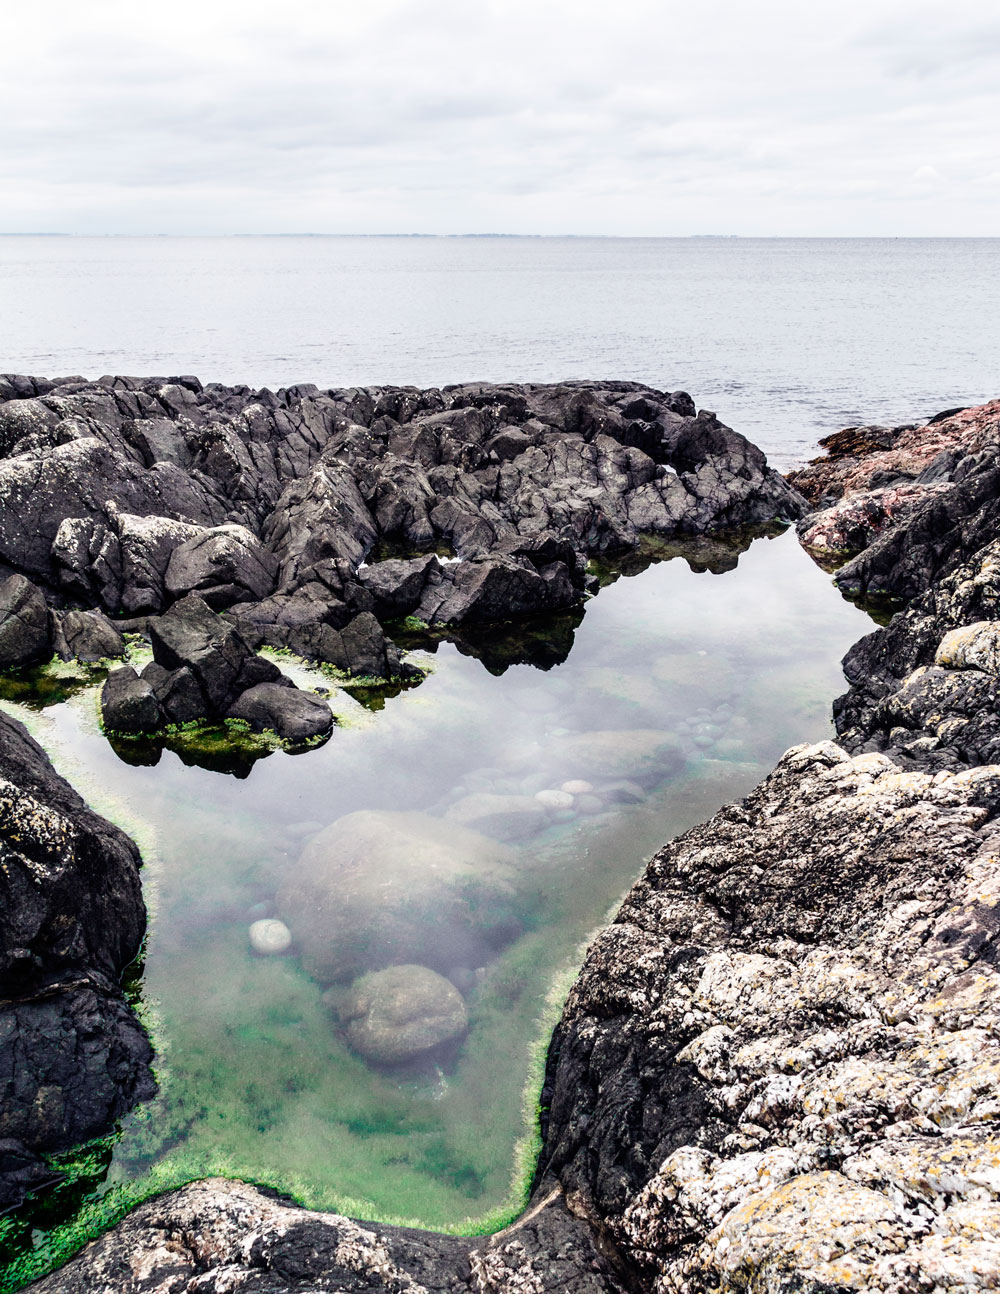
[[277, 809, 520, 984], [337, 964, 468, 1064], [0, 573, 52, 670], [541, 728, 685, 784], [444, 791, 549, 841]]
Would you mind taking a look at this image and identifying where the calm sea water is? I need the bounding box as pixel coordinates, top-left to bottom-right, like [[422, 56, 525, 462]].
[[1, 235, 997, 469]]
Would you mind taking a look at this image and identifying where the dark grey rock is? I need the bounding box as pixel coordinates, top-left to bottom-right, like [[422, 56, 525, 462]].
[[147, 593, 280, 714], [0, 711, 152, 1211], [100, 665, 162, 735], [227, 681, 333, 745], [0, 573, 52, 669], [54, 608, 126, 662]]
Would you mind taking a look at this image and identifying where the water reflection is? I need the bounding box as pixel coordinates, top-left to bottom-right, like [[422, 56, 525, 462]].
[[0, 528, 877, 1265]]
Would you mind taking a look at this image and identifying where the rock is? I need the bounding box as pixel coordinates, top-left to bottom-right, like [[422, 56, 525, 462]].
[[0, 710, 152, 1210], [417, 555, 578, 625], [142, 660, 206, 724], [28, 1177, 619, 1294], [338, 964, 468, 1064], [227, 681, 333, 745], [561, 779, 594, 794], [535, 788, 574, 810], [148, 593, 280, 714], [54, 608, 125, 662], [600, 779, 645, 804], [101, 665, 163, 735], [542, 728, 684, 784], [444, 792, 549, 841], [164, 523, 278, 608], [277, 810, 520, 984], [248, 918, 292, 955], [357, 553, 441, 620], [0, 573, 52, 669], [935, 620, 1000, 673]]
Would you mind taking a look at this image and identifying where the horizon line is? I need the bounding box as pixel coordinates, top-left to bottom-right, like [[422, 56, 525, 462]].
[[2, 231, 999, 240]]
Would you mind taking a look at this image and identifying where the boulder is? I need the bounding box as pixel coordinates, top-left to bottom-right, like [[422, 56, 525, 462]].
[[337, 965, 468, 1064], [0, 711, 152, 1210], [101, 666, 163, 735], [141, 661, 207, 725], [54, 608, 126, 663], [0, 573, 52, 669], [277, 810, 520, 984], [147, 594, 280, 714], [417, 556, 578, 626], [165, 524, 278, 608], [444, 792, 549, 841], [227, 682, 333, 745], [357, 554, 442, 620]]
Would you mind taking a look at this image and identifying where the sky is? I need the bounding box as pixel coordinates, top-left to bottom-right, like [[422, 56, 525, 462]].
[[1, 0, 998, 236]]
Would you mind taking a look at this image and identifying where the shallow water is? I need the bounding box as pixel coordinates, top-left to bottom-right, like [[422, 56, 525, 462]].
[[0, 530, 877, 1279]]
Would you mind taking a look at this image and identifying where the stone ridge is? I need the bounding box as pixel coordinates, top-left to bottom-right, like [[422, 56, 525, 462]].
[[0, 375, 803, 676]]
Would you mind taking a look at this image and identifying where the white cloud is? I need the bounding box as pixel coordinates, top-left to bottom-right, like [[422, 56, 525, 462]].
[[0, 0, 997, 233]]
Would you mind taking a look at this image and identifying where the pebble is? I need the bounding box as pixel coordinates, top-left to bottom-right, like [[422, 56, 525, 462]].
[[560, 779, 594, 794], [535, 788, 574, 810], [249, 918, 292, 955], [575, 794, 605, 815]]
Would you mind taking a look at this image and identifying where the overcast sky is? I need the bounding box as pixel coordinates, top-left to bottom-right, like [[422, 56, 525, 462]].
[[2, 0, 998, 236]]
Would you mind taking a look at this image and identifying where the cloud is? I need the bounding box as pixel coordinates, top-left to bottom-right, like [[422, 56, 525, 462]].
[[0, 0, 997, 233]]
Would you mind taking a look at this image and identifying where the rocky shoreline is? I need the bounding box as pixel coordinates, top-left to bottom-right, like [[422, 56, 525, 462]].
[[4, 386, 1000, 1291]]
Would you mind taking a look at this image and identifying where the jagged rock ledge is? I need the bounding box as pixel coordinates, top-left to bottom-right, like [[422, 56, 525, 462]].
[[17, 392, 1000, 1291]]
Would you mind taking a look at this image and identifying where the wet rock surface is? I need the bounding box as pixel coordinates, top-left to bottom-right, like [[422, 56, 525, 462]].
[[0, 711, 152, 1211]]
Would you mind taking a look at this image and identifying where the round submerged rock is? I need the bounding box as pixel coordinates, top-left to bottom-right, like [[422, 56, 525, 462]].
[[248, 918, 292, 955], [338, 964, 468, 1065], [277, 809, 521, 984], [444, 791, 548, 841]]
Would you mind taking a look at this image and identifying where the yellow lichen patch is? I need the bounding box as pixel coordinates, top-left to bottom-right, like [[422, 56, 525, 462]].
[[704, 1172, 924, 1291]]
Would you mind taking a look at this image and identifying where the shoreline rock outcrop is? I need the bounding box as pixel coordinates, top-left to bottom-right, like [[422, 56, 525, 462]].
[[0, 375, 803, 687], [21, 388, 1000, 1292], [0, 712, 153, 1213]]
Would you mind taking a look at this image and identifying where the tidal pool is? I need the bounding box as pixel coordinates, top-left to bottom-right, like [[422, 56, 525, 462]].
[[0, 529, 877, 1283]]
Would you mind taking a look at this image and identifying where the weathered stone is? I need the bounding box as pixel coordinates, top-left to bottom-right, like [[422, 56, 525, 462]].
[[100, 665, 162, 735], [277, 810, 520, 984], [227, 681, 333, 745], [54, 608, 125, 662], [0, 573, 51, 669], [338, 964, 468, 1064]]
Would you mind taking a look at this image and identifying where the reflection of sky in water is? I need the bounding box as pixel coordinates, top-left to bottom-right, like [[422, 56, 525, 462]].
[[7, 530, 877, 1243]]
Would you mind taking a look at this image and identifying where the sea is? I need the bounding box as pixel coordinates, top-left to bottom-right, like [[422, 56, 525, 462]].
[[0, 235, 997, 470]]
